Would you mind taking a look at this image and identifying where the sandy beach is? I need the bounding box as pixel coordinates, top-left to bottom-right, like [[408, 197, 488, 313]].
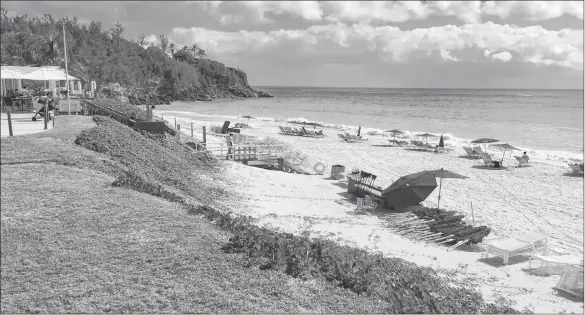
[[157, 110, 584, 313]]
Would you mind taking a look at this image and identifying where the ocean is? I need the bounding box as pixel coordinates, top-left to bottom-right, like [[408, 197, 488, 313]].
[[167, 87, 584, 162]]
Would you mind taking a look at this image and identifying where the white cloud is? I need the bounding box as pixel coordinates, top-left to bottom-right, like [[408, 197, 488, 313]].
[[194, 1, 323, 25], [481, 1, 584, 21], [491, 51, 513, 62], [169, 22, 583, 70], [194, 1, 583, 25]]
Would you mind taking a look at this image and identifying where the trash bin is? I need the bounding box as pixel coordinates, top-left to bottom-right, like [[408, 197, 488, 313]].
[[331, 165, 345, 180], [177, 124, 181, 130]]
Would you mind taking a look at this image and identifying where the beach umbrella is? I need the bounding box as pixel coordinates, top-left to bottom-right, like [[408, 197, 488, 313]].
[[426, 168, 468, 209], [471, 138, 499, 154], [417, 133, 436, 144], [385, 129, 404, 142], [439, 135, 445, 148], [381, 171, 438, 210], [492, 143, 521, 164]]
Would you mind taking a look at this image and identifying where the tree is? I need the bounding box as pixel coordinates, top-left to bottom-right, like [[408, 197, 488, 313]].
[[35, 29, 63, 65], [159, 34, 169, 56], [169, 42, 176, 58], [136, 33, 148, 49]]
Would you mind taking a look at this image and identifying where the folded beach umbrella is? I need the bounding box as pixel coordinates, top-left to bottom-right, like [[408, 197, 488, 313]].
[[382, 171, 437, 210], [439, 135, 444, 148], [471, 137, 499, 154], [426, 168, 468, 209], [417, 133, 436, 144], [492, 143, 521, 164]]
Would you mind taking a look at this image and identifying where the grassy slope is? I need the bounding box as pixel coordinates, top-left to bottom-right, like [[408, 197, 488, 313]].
[[0, 117, 393, 313]]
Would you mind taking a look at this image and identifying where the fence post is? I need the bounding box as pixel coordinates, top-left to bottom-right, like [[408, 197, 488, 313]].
[[44, 99, 48, 130], [202, 126, 206, 144], [7, 108, 13, 136]]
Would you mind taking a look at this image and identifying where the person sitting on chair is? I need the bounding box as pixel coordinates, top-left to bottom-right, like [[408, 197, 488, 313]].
[[522, 152, 530, 162]]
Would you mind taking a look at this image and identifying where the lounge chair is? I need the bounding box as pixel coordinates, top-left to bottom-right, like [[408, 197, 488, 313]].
[[302, 127, 320, 137], [479, 153, 504, 168], [484, 232, 548, 265], [568, 163, 584, 175], [356, 197, 375, 212], [344, 132, 363, 142], [528, 254, 583, 276], [473, 146, 494, 156], [554, 264, 584, 299], [463, 146, 481, 159], [287, 127, 301, 136], [388, 139, 406, 146], [514, 156, 531, 168]]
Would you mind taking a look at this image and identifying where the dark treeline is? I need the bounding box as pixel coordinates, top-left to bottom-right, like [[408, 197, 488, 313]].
[[0, 8, 271, 104]]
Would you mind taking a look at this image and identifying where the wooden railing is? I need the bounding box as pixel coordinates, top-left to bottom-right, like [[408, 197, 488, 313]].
[[204, 143, 284, 161], [81, 100, 135, 126]]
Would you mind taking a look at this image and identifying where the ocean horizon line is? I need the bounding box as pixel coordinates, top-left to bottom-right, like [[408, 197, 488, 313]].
[[253, 86, 584, 91]]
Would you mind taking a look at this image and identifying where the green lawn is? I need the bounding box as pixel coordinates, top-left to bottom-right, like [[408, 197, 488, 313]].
[[1, 116, 393, 313]]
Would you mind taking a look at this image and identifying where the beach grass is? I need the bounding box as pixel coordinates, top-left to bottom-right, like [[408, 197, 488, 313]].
[[1, 163, 394, 313]]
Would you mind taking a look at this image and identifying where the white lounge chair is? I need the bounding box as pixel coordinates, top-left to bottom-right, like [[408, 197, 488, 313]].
[[463, 146, 481, 159], [484, 232, 548, 265], [528, 254, 583, 276], [479, 153, 494, 168], [515, 156, 531, 168]]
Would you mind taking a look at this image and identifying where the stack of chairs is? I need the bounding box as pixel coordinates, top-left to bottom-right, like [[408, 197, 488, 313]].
[[278, 126, 324, 137]]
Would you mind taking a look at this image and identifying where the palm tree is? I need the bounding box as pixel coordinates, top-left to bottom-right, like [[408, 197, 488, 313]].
[[35, 29, 63, 66], [169, 42, 177, 58]]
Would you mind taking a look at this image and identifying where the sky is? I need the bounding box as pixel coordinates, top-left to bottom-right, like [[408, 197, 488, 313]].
[[3, 1, 584, 89]]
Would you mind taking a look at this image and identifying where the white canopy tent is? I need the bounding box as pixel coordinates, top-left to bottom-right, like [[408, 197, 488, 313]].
[[1, 66, 81, 97]]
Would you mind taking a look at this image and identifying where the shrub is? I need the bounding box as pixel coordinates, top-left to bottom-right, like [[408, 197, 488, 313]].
[[75, 116, 225, 204]]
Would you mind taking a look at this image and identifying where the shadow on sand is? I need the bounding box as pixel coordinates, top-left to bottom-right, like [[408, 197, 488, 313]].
[[562, 172, 584, 178], [477, 255, 530, 267], [471, 165, 509, 171], [457, 154, 481, 160]]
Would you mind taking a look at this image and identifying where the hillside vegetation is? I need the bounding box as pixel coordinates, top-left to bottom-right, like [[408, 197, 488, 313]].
[[0, 8, 271, 105]]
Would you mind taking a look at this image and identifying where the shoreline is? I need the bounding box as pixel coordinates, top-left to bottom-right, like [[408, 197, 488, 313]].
[[156, 108, 585, 165]]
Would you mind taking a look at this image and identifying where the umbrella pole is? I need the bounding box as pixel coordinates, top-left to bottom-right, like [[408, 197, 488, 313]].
[[437, 177, 443, 209], [501, 148, 507, 163]]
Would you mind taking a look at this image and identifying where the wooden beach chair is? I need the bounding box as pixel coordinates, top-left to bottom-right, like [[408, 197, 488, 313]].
[[484, 232, 548, 265], [356, 197, 375, 212], [514, 156, 531, 168]]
